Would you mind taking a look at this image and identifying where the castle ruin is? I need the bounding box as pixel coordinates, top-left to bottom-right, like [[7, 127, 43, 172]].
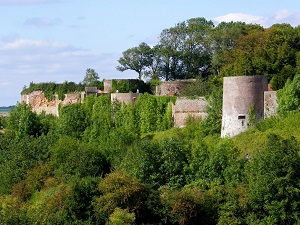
[[221, 75, 277, 138]]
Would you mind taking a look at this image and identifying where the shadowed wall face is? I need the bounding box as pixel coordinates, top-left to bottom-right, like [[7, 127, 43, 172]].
[[221, 76, 268, 138]]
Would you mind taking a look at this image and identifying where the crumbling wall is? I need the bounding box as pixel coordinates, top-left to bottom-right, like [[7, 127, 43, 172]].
[[103, 80, 112, 93], [156, 80, 194, 96], [172, 97, 208, 127], [21, 91, 81, 116], [111, 93, 140, 105], [264, 91, 278, 118]]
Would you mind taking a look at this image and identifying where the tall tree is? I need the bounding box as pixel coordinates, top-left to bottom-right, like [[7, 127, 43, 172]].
[[157, 17, 214, 80], [82, 68, 100, 86], [116, 42, 152, 80]]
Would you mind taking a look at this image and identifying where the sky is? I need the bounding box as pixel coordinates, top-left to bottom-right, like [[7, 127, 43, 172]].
[[1, 0, 300, 106]]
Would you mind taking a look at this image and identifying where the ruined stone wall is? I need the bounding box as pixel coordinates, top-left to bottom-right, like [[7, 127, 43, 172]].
[[21, 91, 81, 116], [221, 76, 268, 138], [172, 97, 208, 127], [103, 80, 112, 93], [264, 91, 278, 118], [111, 93, 140, 105], [156, 80, 194, 96]]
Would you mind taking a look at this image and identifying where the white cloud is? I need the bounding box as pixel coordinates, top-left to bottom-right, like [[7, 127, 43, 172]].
[[213, 10, 300, 28], [214, 13, 262, 24], [24, 17, 62, 26], [0, 38, 128, 106]]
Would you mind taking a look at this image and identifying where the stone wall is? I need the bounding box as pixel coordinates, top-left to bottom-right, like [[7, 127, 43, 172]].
[[21, 91, 81, 116], [221, 76, 268, 138], [172, 97, 208, 127], [264, 91, 278, 118], [103, 80, 112, 93], [156, 80, 194, 96], [111, 93, 140, 105]]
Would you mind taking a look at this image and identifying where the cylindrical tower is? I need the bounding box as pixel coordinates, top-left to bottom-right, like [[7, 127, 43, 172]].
[[221, 76, 268, 138]]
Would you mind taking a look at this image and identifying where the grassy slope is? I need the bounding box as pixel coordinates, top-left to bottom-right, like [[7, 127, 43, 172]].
[[233, 112, 300, 156], [148, 112, 300, 159]]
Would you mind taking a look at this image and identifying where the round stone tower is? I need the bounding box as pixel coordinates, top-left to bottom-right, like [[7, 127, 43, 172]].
[[221, 75, 268, 138]]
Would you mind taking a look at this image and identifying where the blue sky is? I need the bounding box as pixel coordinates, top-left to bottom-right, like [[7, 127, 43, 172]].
[[1, 0, 300, 106]]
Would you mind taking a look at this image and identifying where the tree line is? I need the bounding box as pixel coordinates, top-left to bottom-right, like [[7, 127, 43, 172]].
[[117, 18, 300, 90]]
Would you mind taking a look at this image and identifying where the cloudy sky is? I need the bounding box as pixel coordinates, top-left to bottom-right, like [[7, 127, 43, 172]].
[[1, 0, 300, 106]]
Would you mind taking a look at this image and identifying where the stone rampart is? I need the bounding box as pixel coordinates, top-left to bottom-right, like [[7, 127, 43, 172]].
[[21, 91, 81, 116], [111, 93, 140, 105], [156, 80, 194, 96], [172, 97, 208, 127], [264, 91, 278, 118]]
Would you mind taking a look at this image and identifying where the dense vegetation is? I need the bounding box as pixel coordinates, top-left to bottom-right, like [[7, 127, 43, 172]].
[[0, 73, 300, 224], [117, 18, 300, 91], [1, 18, 300, 224]]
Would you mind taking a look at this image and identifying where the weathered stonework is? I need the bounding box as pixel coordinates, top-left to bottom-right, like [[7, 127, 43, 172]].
[[156, 80, 194, 96], [21, 91, 81, 116], [103, 80, 112, 93], [172, 97, 208, 127], [221, 76, 268, 138], [264, 91, 278, 118], [111, 93, 140, 105]]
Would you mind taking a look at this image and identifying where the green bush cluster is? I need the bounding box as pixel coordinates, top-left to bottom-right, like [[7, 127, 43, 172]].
[[21, 81, 85, 101]]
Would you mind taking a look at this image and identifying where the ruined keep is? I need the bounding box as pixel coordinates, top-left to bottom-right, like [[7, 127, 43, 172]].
[[221, 76, 268, 138]]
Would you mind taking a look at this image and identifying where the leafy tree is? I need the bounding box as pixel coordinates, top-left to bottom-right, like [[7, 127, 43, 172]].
[[57, 103, 87, 139], [245, 134, 300, 224], [159, 186, 217, 225], [82, 68, 100, 86], [50, 137, 107, 178], [210, 21, 263, 75], [116, 42, 152, 80], [157, 17, 214, 80], [277, 74, 300, 115], [106, 208, 136, 225], [204, 86, 223, 134], [94, 170, 152, 224], [0, 134, 52, 194], [6, 102, 41, 139]]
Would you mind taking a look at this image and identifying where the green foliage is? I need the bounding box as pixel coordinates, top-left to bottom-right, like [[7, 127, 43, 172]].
[[57, 103, 87, 139], [106, 208, 136, 225], [94, 170, 151, 224], [0, 134, 52, 194], [159, 185, 217, 225], [203, 86, 223, 134], [50, 137, 107, 178], [111, 79, 150, 93], [22, 81, 85, 101], [179, 77, 212, 97], [134, 93, 175, 133], [82, 68, 100, 86], [277, 74, 300, 115], [6, 102, 41, 139], [247, 104, 256, 127], [116, 42, 153, 80], [245, 134, 300, 224]]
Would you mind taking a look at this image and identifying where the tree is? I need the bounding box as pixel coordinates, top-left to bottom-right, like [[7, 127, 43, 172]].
[[57, 103, 87, 139], [157, 17, 214, 80], [210, 21, 262, 75], [82, 68, 100, 86], [245, 134, 300, 224], [277, 74, 300, 115], [6, 102, 41, 139], [116, 42, 152, 80]]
